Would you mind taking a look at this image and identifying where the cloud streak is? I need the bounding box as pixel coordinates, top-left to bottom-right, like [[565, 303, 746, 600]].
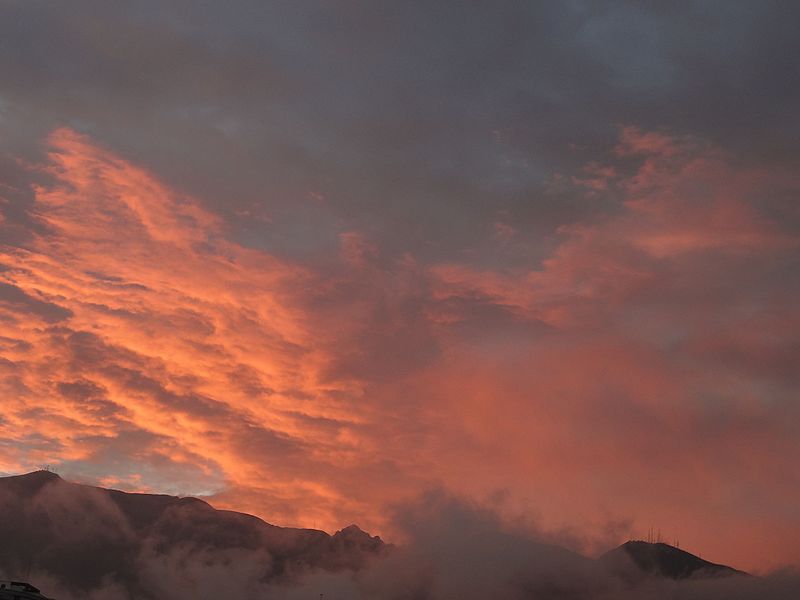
[[0, 126, 798, 575]]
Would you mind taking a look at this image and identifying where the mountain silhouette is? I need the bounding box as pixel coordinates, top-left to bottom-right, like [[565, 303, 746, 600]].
[[600, 540, 748, 581], [0, 471, 386, 597], [0, 472, 753, 599]]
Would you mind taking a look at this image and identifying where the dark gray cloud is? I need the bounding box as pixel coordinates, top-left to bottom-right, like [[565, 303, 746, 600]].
[[2, 1, 798, 263]]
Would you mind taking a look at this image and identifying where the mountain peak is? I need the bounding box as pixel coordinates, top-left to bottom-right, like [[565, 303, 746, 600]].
[[0, 470, 62, 494], [18, 469, 61, 480], [601, 540, 747, 580], [337, 524, 365, 534], [331, 523, 386, 554]]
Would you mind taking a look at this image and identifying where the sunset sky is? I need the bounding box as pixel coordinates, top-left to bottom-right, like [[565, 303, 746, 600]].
[[1, 1, 798, 574]]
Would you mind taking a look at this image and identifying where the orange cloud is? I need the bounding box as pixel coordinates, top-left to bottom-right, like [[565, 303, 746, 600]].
[[1, 128, 798, 574], [426, 129, 800, 571], [1, 129, 370, 525]]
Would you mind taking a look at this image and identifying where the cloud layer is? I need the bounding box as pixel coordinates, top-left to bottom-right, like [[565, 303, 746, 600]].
[[1, 0, 799, 581], [1, 124, 798, 575]]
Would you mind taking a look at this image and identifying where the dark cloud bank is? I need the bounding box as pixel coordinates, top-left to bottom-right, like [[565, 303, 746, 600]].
[[1, 473, 798, 600], [2, 1, 799, 262]]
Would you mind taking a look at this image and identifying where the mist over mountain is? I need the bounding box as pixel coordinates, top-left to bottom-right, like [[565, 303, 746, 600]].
[[0, 471, 385, 598], [0, 472, 797, 600]]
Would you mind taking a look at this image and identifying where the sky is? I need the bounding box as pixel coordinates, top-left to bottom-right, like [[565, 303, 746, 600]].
[[0, 0, 798, 575]]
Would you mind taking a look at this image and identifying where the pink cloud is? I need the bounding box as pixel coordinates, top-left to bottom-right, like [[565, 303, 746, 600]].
[[0, 128, 798, 574]]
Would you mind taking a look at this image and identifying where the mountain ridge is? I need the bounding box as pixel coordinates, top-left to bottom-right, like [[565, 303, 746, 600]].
[[0, 470, 387, 595], [0, 470, 376, 543], [0, 471, 749, 598], [600, 539, 749, 581]]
